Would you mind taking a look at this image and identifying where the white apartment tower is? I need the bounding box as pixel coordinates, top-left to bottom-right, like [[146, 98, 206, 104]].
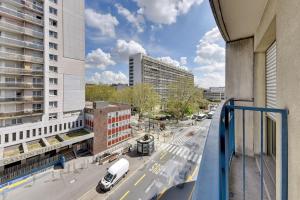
[[0, 0, 85, 174], [129, 53, 194, 99]]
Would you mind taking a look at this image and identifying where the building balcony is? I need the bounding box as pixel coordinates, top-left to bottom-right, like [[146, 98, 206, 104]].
[[192, 99, 288, 200], [0, 109, 43, 119], [0, 67, 43, 76], [0, 51, 44, 64], [0, 5, 43, 26], [3, 0, 44, 14], [0, 21, 43, 39], [0, 96, 43, 103], [0, 36, 43, 51], [0, 82, 43, 89]]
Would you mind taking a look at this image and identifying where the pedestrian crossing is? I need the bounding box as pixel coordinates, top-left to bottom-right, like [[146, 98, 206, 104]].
[[159, 143, 199, 163], [171, 134, 193, 146]]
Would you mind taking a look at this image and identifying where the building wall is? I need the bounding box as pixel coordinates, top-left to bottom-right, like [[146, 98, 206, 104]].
[[226, 38, 254, 156]]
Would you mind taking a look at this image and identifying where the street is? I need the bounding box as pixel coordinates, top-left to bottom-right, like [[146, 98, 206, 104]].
[[3, 119, 210, 200]]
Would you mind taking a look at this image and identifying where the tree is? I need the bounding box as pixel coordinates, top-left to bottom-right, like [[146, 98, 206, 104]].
[[166, 77, 197, 121], [110, 87, 133, 105], [85, 84, 116, 102]]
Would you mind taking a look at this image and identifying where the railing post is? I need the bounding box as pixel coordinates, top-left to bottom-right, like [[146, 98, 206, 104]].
[[219, 104, 226, 200], [281, 110, 288, 200]]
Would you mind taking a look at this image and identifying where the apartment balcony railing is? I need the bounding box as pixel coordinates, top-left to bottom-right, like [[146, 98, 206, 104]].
[[0, 5, 43, 26], [0, 67, 43, 76], [0, 82, 43, 89], [3, 0, 44, 13], [0, 96, 43, 103], [0, 51, 44, 64], [0, 21, 43, 39], [0, 36, 43, 51], [0, 109, 43, 119], [192, 99, 288, 200]]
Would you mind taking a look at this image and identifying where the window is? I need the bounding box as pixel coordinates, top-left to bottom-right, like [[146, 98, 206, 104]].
[[26, 130, 30, 138], [49, 90, 57, 96], [80, 120, 82, 126], [49, 19, 57, 27], [76, 121, 79, 127], [49, 42, 58, 50], [68, 122, 71, 129], [49, 66, 58, 73], [49, 30, 57, 38], [33, 90, 42, 97], [49, 7, 57, 15], [72, 122, 75, 128], [49, 126, 52, 133], [32, 129, 36, 137], [33, 104, 42, 110], [49, 54, 58, 61], [49, 101, 58, 108], [49, 113, 57, 120], [54, 125, 57, 132], [44, 127, 47, 134], [49, 78, 57, 85], [12, 132, 16, 141], [50, 0, 57, 4], [59, 124, 62, 131], [64, 123, 66, 130], [38, 128, 42, 135], [19, 131, 23, 140], [5, 134, 9, 143]]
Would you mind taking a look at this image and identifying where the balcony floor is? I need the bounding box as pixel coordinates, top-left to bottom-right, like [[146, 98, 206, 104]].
[[229, 155, 269, 200]]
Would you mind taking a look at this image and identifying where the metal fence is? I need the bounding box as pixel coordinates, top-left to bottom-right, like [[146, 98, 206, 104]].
[[219, 98, 288, 200], [0, 155, 64, 184]]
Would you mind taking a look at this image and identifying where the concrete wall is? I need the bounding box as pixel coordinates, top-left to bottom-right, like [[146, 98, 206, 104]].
[[276, 0, 300, 199], [225, 38, 254, 156]]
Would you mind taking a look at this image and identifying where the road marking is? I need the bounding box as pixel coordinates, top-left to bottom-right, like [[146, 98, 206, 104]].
[[187, 166, 199, 181], [172, 146, 179, 154], [176, 147, 183, 155], [145, 181, 155, 193], [165, 144, 173, 151], [183, 149, 190, 159], [134, 174, 146, 186], [151, 163, 161, 175], [168, 145, 176, 153], [192, 154, 198, 163], [160, 152, 167, 160], [161, 143, 168, 150], [70, 179, 76, 184], [119, 190, 130, 200], [158, 187, 167, 200], [179, 148, 187, 157]]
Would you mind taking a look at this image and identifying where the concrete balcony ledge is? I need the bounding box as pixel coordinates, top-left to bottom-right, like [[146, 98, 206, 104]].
[[0, 109, 43, 119], [4, 0, 44, 13], [0, 51, 44, 64], [0, 96, 43, 103], [0, 82, 43, 89], [0, 36, 44, 51], [0, 67, 44, 76], [0, 21, 43, 39]]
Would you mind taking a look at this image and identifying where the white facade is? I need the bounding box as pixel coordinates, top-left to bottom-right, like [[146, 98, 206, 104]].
[[0, 0, 85, 149], [129, 53, 194, 99]]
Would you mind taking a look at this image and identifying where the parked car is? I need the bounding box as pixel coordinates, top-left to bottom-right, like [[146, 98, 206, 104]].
[[100, 158, 129, 191], [196, 114, 207, 121], [207, 111, 215, 119]]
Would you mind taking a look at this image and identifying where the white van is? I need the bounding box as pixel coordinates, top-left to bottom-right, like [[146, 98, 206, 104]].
[[100, 158, 129, 191]]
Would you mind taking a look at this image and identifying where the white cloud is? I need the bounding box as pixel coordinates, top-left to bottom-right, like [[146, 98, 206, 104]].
[[193, 27, 225, 88], [157, 56, 188, 70], [85, 48, 115, 70], [89, 71, 128, 84], [115, 4, 144, 33], [85, 8, 119, 38], [135, 0, 203, 25], [115, 39, 146, 61], [180, 57, 187, 65]]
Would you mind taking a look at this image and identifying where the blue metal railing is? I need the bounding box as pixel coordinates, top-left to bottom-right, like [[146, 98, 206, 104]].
[[193, 99, 288, 200]]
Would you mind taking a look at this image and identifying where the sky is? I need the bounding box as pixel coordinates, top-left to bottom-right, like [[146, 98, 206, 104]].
[[84, 0, 225, 89]]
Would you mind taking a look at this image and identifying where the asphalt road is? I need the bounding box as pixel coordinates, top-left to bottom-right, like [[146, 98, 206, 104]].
[[105, 119, 211, 200]]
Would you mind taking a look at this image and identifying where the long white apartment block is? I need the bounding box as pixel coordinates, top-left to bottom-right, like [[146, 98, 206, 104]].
[[129, 53, 194, 99], [0, 0, 85, 153]]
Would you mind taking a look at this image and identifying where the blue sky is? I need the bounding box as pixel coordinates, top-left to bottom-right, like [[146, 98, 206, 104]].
[[84, 0, 225, 88]]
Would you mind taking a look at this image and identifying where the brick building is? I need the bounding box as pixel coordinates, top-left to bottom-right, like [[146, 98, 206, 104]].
[[84, 101, 131, 155]]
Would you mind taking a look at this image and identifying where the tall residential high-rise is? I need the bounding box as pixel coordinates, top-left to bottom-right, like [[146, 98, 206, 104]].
[[0, 0, 85, 173], [129, 53, 194, 99]]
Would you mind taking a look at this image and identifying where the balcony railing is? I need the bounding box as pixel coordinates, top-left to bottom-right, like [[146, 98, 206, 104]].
[[0, 51, 44, 64], [0, 96, 43, 103], [0, 67, 43, 76], [0, 82, 43, 89], [0, 36, 43, 51], [0, 21, 44, 38], [4, 0, 44, 13], [0, 5, 43, 26], [192, 99, 288, 200], [0, 109, 43, 118]]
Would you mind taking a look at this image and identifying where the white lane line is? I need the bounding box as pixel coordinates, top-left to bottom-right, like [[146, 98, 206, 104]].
[[183, 149, 190, 159], [145, 181, 155, 193], [168, 145, 176, 153], [172, 146, 180, 154], [176, 147, 183, 155], [192, 154, 198, 163], [197, 155, 203, 164], [165, 144, 173, 151], [179, 148, 187, 157], [161, 143, 168, 150], [187, 152, 194, 161]]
